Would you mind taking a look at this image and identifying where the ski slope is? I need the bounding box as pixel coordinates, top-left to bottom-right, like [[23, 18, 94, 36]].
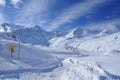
[[0, 39, 120, 80]]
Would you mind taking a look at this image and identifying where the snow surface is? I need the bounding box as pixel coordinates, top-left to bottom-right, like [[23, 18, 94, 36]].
[[50, 32, 120, 52], [0, 38, 120, 80], [1, 24, 120, 80]]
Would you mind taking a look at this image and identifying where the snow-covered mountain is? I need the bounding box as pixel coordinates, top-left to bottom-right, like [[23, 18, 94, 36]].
[[0, 23, 65, 46], [1, 23, 120, 47], [0, 23, 25, 33], [49, 28, 120, 52], [64, 24, 120, 38], [1, 23, 120, 80], [12, 25, 54, 46]]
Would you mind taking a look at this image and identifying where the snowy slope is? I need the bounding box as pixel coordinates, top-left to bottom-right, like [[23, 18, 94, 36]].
[[0, 39, 61, 72], [0, 39, 120, 80], [57, 58, 108, 80], [49, 25, 120, 51], [50, 32, 120, 52], [1, 58, 120, 80], [1, 23, 120, 80]]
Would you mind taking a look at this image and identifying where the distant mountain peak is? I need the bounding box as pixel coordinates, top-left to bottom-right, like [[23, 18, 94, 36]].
[[33, 25, 44, 30], [1, 23, 25, 33]]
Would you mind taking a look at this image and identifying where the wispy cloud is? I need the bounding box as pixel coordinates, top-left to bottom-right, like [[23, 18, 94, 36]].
[[15, 0, 56, 27], [0, 0, 6, 7], [0, 13, 5, 24], [0, 0, 23, 8], [10, 0, 23, 8], [47, 0, 109, 31], [84, 18, 120, 33]]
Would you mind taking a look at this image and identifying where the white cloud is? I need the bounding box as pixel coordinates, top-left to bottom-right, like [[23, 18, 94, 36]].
[[15, 0, 56, 27], [84, 18, 120, 33], [10, 0, 23, 8], [47, 0, 109, 31], [0, 13, 5, 32], [0, 13, 5, 24], [0, 0, 6, 7]]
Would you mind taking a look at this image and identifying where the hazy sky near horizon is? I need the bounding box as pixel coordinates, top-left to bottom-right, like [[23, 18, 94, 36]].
[[0, 0, 120, 31]]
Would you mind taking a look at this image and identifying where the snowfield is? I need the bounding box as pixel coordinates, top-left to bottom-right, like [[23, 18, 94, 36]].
[[1, 25, 120, 80], [49, 32, 120, 52], [0, 38, 120, 80]]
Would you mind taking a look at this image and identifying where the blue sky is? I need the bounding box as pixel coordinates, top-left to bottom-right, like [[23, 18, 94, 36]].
[[0, 0, 120, 31]]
